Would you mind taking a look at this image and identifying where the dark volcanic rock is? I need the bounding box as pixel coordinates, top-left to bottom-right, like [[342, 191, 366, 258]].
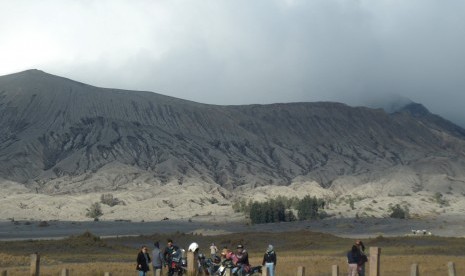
[[1, 70, 464, 193]]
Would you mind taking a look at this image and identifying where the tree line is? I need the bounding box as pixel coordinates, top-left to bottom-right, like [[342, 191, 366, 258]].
[[234, 195, 327, 224]]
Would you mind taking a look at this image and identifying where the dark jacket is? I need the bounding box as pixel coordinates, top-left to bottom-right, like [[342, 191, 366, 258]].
[[137, 251, 151, 272], [163, 245, 179, 264], [262, 250, 277, 266], [236, 250, 249, 266], [347, 249, 361, 264]]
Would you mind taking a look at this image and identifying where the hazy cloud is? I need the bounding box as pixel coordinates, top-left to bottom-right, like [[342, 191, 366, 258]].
[[1, 0, 464, 126]]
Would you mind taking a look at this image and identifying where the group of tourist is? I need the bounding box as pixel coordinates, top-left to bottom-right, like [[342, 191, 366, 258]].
[[136, 239, 180, 276], [136, 239, 277, 276], [138, 238, 367, 276], [347, 240, 368, 276], [218, 243, 276, 276]]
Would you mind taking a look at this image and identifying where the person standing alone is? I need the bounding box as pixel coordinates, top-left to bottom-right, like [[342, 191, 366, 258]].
[[210, 242, 218, 258], [262, 244, 277, 276]]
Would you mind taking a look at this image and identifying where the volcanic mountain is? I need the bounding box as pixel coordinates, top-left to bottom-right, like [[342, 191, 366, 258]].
[[1, 69, 465, 221]]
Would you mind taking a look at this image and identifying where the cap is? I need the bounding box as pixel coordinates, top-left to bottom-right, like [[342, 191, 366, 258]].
[[237, 244, 244, 249]]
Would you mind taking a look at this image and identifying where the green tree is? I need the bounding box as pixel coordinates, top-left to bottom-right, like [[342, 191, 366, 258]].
[[297, 195, 321, 220], [249, 199, 287, 224], [86, 202, 103, 221], [285, 210, 297, 222], [249, 202, 265, 224]]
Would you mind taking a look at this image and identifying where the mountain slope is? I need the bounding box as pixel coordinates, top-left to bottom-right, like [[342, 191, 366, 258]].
[[1, 69, 465, 197]]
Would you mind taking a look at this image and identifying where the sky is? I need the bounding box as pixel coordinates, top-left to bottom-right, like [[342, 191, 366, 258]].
[[1, 0, 465, 127]]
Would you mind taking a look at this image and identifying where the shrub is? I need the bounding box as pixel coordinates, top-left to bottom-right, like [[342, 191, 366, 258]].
[[389, 204, 409, 219], [100, 194, 124, 207], [433, 192, 449, 207], [38, 221, 50, 227]]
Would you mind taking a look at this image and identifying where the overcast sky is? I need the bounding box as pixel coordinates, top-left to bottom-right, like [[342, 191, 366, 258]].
[[1, 0, 464, 127]]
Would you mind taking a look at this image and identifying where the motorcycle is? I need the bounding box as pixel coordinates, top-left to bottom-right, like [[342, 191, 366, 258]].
[[169, 248, 187, 276], [197, 253, 221, 275], [217, 259, 261, 276]]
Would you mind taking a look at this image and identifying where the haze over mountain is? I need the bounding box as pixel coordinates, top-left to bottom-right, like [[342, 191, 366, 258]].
[[1, 70, 465, 221]]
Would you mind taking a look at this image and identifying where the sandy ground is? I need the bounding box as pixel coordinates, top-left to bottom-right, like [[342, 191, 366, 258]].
[[2, 179, 465, 240], [2, 180, 465, 221]]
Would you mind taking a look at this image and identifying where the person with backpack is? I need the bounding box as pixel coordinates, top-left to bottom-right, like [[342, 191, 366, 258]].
[[262, 244, 277, 276]]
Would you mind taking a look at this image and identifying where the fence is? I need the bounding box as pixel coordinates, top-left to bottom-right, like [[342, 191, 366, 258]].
[[0, 248, 459, 276]]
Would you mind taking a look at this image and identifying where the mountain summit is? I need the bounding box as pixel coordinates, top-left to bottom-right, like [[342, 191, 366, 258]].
[[1, 70, 465, 201]]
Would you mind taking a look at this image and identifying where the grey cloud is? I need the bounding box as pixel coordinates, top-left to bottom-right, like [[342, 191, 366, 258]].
[[1, 0, 465, 127]]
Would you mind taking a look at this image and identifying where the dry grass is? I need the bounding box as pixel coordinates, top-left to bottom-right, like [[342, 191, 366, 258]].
[[1, 262, 133, 276], [1, 231, 465, 275], [2, 255, 463, 276], [251, 254, 465, 276]]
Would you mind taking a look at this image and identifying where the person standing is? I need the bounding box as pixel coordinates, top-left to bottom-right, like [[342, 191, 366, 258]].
[[356, 240, 367, 276], [137, 245, 151, 276], [347, 245, 361, 276], [163, 239, 179, 276], [210, 242, 218, 258], [234, 244, 249, 276], [152, 241, 163, 276], [262, 244, 277, 276]]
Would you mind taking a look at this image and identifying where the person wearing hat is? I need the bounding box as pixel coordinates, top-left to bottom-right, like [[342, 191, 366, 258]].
[[262, 244, 277, 276], [234, 244, 250, 275]]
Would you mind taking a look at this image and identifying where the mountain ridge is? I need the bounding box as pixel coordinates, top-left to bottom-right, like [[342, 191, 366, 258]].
[[1, 70, 465, 195], [2, 70, 465, 221]]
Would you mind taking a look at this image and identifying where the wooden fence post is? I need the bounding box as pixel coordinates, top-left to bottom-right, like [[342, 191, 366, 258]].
[[104, 272, 111, 276], [448, 262, 456, 276], [297, 266, 305, 276], [30, 253, 40, 276], [369, 247, 380, 276], [60, 268, 69, 276], [1, 270, 8, 276], [332, 264, 339, 276], [410, 263, 418, 276], [224, 268, 231, 276], [187, 251, 198, 276]]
